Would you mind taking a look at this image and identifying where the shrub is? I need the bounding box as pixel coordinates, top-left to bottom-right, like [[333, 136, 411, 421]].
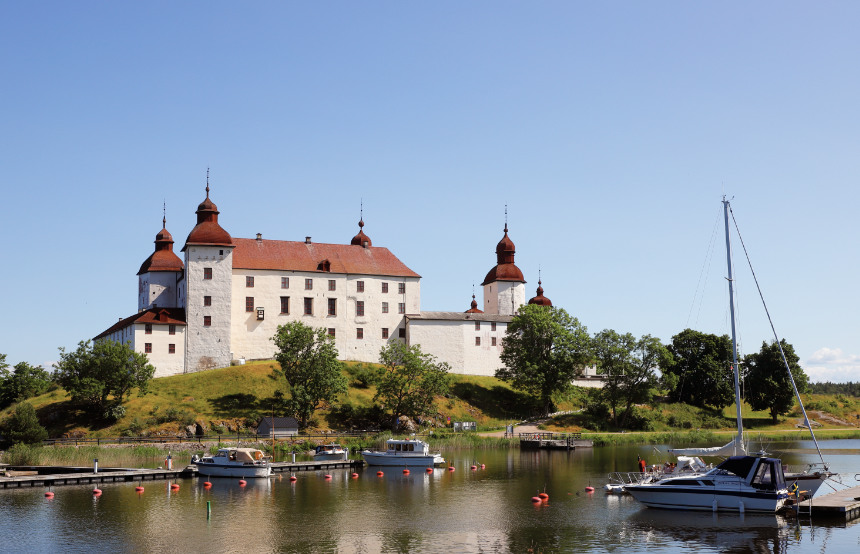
[[103, 404, 126, 422]]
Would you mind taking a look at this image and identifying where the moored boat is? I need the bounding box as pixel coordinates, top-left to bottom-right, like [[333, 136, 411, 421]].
[[361, 438, 445, 467], [314, 444, 349, 461], [192, 447, 273, 478]]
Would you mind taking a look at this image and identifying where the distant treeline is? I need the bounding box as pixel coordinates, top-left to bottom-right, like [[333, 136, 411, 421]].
[[808, 382, 860, 396]]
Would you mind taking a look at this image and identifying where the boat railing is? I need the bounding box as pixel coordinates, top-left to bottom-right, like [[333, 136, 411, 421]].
[[607, 471, 658, 486]]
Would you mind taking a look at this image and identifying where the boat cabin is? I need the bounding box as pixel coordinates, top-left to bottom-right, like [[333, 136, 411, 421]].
[[713, 456, 787, 491], [386, 439, 430, 454]]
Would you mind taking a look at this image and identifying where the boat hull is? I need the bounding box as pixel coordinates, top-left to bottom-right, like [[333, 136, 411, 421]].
[[361, 452, 445, 467], [194, 463, 272, 478], [314, 452, 349, 461], [625, 485, 787, 513]]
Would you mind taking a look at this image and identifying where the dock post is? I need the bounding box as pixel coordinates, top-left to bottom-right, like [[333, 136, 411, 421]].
[[292, 453, 296, 463], [93, 458, 98, 474]]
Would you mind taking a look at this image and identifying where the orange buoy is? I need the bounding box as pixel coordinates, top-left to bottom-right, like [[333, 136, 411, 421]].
[[289, 475, 297, 482], [531, 496, 542, 503], [402, 469, 410, 475], [204, 481, 212, 488], [238, 479, 247, 487], [351, 473, 359, 479], [135, 486, 145, 493], [426, 467, 433, 473], [324, 474, 332, 480], [93, 488, 102, 496], [45, 491, 54, 498], [585, 486, 595, 493], [447, 466, 455, 472], [538, 492, 549, 501], [170, 483, 180, 490], [376, 471, 384, 477]]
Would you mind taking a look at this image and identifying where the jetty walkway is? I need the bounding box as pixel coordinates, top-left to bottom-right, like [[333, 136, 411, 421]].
[[0, 459, 363, 490], [797, 485, 860, 521]]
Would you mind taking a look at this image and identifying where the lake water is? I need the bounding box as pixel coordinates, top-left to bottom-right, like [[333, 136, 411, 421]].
[[3, 439, 860, 553]]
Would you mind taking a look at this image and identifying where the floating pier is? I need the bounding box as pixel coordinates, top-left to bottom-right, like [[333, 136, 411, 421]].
[[0, 459, 364, 490], [796, 485, 860, 521], [518, 432, 593, 450]]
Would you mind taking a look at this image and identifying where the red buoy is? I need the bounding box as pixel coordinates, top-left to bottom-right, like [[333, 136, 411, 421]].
[[238, 479, 247, 487], [45, 491, 54, 498], [204, 481, 212, 488], [471, 465, 477, 471], [531, 496, 542, 504], [376, 471, 384, 477], [538, 492, 549, 501], [92, 488, 102, 496], [170, 483, 180, 490], [585, 486, 595, 493], [426, 467, 433, 473], [447, 466, 455, 472], [289, 475, 297, 482], [402, 469, 410, 475], [480, 464, 485, 469], [324, 474, 332, 480], [135, 486, 145, 493], [351, 473, 359, 479]]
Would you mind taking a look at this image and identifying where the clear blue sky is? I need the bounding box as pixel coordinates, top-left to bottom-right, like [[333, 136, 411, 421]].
[[2, 2, 857, 382]]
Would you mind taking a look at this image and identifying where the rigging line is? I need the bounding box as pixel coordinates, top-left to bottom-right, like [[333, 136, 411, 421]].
[[687, 210, 721, 329], [728, 204, 826, 466]]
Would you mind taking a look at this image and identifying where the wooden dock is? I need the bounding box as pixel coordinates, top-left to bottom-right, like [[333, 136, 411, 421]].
[[518, 432, 593, 450], [796, 485, 860, 521], [0, 459, 364, 490]]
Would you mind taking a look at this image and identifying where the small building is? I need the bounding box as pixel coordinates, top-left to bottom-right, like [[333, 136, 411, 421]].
[[256, 416, 299, 437]]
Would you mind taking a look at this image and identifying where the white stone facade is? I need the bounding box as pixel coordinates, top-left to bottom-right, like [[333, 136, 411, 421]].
[[482, 281, 526, 316], [184, 245, 234, 372], [407, 314, 509, 376]]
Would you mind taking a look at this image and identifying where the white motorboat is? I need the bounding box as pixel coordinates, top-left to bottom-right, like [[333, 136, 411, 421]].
[[192, 447, 273, 478], [361, 438, 445, 467], [314, 444, 349, 461], [626, 455, 789, 513]]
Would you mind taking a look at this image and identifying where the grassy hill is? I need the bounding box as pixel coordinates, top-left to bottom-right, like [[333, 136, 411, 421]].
[[4, 360, 859, 439]]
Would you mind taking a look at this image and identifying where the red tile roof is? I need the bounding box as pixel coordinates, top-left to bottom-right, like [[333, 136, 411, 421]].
[[138, 249, 184, 275], [94, 308, 186, 340], [232, 238, 420, 278]]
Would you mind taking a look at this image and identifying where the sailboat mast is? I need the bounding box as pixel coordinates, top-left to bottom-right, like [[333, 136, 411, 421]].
[[723, 198, 744, 455]]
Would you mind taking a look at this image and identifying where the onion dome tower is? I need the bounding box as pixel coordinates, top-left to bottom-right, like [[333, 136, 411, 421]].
[[137, 212, 184, 310], [481, 217, 526, 315], [183, 181, 233, 250], [528, 279, 553, 307], [465, 293, 484, 314], [350, 218, 372, 247]]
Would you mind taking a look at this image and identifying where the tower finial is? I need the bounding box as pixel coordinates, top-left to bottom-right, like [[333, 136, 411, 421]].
[[205, 168, 210, 198], [504, 204, 508, 233], [162, 200, 166, 229], [359, 198, 364, 227]]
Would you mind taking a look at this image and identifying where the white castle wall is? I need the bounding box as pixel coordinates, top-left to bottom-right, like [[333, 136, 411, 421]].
[[184, 245, 234, 372], [138, 272, 180, 311]]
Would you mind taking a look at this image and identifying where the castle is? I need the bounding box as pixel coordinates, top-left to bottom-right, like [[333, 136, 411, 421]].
[[95, 183, 558, 379]]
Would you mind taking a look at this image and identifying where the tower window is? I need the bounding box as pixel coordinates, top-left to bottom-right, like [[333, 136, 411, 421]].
[[356, 301, 365, 316], [204, 296, 212, 307], [169, 324, 176, 335], [399, 328, 406, 338], [304, 298, 313, 315], [492, 337, 497, 346], [145, 324, 152, 335], [357, 281, 365, 293], [328, 328, 336, 337], [246, 276, 254, 288], [382, 282, 389, 293], [475, 321, 480, 331], [246, 297, 254, 312], [204, 268, 212, 280], [491, 322, 497, 331], [204, 316, 211, 327], [145, 343, 152, 353], [328, 280, 336, 291], [382, 328, 389, 339], [382, 302, 389, 314], [356, 328, 364, 339], [398, 303, 405, 314], [280, 296, 290, 314], [475, 337, 481, 346], [281, 277, 289, 289], [328, 298, 337, 316], [169, 343, 176, 354], [398, 283, 406, 294], [305, 279, 313, 290]]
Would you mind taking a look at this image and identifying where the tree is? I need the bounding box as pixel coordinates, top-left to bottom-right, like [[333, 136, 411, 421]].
[[375, 342, 451, 426], [662, 329, 734, 409], [745, 339, 808, 423], [53, 340, 155, 417], [0, 361, 53, 409], [593, 330, 668, 427], [497, 304, 592, 415], [272, 322, 347, 428], [5, 402, 48, 444]]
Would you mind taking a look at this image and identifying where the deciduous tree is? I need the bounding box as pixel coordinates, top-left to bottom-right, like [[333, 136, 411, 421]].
[[375, 341, 451, 427], [0, 361, 53, 409], [272, 322, 347, 428], [593, 330, 668, 427], [53, 340, 155, 418], [662, 329, 734, 409], [497, 304, 591, 415], [745, 339, 808, 423]]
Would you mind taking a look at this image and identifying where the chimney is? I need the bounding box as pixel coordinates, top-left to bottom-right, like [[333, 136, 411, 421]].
[[363, 241, 368, 248], [256, 233, 262, 241], [305, 236, 312, 244]]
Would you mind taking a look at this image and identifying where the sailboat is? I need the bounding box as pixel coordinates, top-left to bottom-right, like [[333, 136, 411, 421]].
[[626, 198, 831, 512]]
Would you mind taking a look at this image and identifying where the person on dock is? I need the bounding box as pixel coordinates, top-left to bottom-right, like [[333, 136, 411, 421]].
[[637, 455, 646, 474]]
